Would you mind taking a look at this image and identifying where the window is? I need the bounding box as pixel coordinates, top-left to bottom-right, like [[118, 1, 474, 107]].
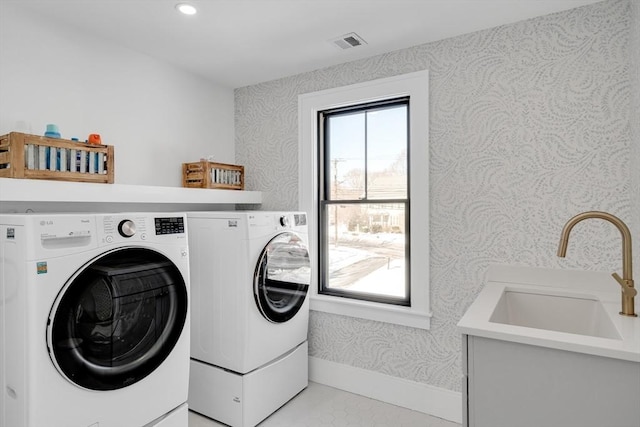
[[319, 98, 410, 306], [299, 71, 431, 329]]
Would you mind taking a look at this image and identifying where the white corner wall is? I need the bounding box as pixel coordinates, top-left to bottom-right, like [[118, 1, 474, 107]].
[[0, 3, 235, 187]]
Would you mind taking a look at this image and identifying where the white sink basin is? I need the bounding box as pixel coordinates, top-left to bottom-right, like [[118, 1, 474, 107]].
[[489, 289, 621, 340], [458, 266, 640, 362]]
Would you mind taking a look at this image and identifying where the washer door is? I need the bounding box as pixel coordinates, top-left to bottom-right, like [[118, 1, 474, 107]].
[[254, 232, 310, 323], [48, 247, 187, 391]]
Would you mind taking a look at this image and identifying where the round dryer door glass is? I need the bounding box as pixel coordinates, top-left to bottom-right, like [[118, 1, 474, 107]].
[[254, 232, 310, 323], [48, 248, 188, 391]]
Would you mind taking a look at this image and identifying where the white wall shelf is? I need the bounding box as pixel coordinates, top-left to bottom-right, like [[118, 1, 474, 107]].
[[0, 178, 261, 211]]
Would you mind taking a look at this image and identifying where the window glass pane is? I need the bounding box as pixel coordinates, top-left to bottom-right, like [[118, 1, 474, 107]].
[[367, 105, 407, 199], [324, 203, 406, 299], [327, 112, 365, 200]]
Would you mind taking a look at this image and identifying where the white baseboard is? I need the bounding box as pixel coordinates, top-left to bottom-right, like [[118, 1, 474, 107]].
[[309, 356, 462, 424]]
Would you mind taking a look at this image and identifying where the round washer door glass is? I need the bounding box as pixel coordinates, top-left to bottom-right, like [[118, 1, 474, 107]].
[[48, 248, 188, 391], [254, 232, 310, 323]]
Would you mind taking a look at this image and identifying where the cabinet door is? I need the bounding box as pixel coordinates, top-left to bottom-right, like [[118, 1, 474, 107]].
[[467, 336, 640, 427], [461, 335, 469, 427]]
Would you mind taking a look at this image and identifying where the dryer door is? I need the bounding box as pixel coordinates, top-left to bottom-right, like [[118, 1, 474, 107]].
[[47, 247, 188, 391], [254, 232, 310, 323]]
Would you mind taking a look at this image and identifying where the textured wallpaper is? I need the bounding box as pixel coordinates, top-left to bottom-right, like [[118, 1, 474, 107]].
[[235, 0, 633, 392], [631, 1, 640, 276]]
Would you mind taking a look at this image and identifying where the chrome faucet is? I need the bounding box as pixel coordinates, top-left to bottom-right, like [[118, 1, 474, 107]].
[[557, 211, 637, 317]]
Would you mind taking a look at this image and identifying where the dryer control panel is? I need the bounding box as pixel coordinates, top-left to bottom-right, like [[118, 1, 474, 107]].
[[276, 212, 307, 231], [293, 213, 307, 226]]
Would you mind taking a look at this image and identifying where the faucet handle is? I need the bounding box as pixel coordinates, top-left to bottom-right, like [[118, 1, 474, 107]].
[[612, 273, 637, 297]]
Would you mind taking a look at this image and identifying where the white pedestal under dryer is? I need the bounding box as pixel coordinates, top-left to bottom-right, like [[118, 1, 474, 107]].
[[187, 211, 310, 427], [0, 213, 191, 427]]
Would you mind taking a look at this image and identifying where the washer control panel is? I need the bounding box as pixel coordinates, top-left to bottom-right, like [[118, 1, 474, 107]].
[[154, 217, 185, 235], [99, 214, 186, 244], [102, 216, 147, 243]]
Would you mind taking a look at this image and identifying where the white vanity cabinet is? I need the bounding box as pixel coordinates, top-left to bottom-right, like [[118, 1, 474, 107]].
[[458, 266, 640, 427], [462, 334, 640, 427]]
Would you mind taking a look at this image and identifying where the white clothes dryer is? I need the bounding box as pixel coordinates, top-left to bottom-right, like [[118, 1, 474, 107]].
[[0, 213, 190, 427], [187, 211, 310, 427]]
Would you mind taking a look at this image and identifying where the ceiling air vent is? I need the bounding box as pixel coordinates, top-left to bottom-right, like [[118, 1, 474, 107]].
[[330, 32, 367, 50]]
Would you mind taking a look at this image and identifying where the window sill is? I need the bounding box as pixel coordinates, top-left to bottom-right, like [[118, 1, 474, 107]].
[[310, 294, 432, 330]]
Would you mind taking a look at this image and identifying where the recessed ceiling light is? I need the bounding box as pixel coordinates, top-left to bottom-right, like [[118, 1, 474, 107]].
[[176, 3, 197, 15]]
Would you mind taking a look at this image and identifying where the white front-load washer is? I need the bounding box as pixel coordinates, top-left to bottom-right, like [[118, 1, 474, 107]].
[[187, 211, 310, 427], [0, 213, 190, 427]]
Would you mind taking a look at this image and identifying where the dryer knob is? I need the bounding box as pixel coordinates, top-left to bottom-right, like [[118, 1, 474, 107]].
[[118, 220, 136, 238], [279, 215, 289, 227]]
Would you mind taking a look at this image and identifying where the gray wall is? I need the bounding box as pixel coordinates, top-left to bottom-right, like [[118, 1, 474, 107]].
[[235, 0, 633, 392]]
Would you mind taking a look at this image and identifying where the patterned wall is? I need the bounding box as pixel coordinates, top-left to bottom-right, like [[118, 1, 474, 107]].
[[631, 1, 640, 276], [235, 0, 632, 392]]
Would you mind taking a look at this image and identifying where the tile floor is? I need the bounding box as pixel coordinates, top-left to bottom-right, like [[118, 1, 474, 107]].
[[188, 382, 461, 427]]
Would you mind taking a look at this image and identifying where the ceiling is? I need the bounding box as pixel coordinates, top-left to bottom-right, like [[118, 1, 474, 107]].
[[7, 0, 604, 88]]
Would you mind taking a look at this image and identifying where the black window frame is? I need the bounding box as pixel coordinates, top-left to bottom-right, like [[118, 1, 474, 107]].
[[317, 97, 411, 306]]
